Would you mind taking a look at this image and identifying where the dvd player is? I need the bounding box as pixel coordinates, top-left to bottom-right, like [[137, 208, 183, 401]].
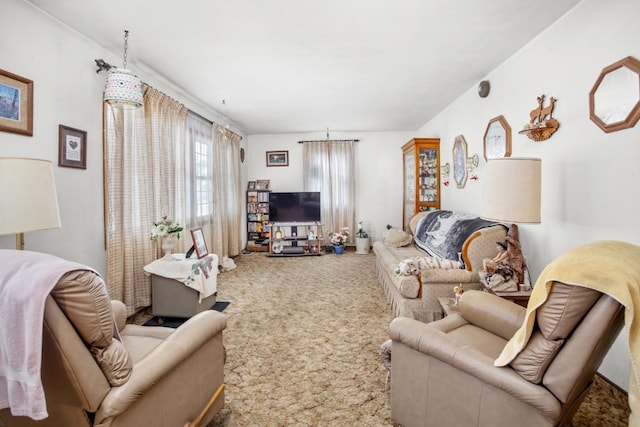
[[282, 246, 305, 254]]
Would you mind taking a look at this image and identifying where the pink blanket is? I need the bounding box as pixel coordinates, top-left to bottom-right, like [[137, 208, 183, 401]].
[[0, 250, 95, 420]]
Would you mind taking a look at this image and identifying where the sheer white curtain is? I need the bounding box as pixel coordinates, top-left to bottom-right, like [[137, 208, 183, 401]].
[[211, 125, 243, 259], [302, 140, 356, 242], [104, 85, 187, 315], [185, 112, 215, 254]]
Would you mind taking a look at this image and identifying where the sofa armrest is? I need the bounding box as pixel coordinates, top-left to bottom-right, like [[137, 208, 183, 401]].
[[458, 290, 526, 340], [389, 317, 560, 419], [98, 310, 227, 418], [420, 268, 479, 284]]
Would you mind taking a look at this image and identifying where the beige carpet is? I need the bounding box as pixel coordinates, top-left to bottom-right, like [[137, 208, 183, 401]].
[[133, 249, 630, 426]]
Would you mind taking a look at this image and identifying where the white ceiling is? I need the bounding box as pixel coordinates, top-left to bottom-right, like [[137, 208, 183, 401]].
[[26, 0, 581, 135]]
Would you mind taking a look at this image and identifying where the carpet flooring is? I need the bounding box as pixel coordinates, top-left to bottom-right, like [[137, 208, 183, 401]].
[[131, 250, 630, 426]]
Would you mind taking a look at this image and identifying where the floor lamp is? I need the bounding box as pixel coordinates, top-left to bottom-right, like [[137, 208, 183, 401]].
[[0, 158, 62, 250], [481, 158, 541, 284]]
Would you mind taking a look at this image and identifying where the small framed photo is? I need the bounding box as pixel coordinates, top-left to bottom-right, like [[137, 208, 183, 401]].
[[58, 125, 87, 169], [248, 180, 256, 190], [266, 150, 289, 167], [190, 228, 209, 259], [0, 68, 33, 136], [256, 179, 270, 190]]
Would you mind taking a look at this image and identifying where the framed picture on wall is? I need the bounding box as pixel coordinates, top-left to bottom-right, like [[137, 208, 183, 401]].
[[266, 150, 289, 167], [0, 68, 33, 136], [58, 125, 87, 169]]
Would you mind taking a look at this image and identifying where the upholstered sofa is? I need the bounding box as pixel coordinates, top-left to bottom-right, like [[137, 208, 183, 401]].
[[373, 210, 507, 321]]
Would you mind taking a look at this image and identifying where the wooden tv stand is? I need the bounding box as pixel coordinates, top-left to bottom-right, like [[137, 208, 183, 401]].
[[266, 222, 324, 257]]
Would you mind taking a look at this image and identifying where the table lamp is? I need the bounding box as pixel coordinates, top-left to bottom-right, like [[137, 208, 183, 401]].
[[481, 158, 541, 285], [0, 158, 62, 250], [481, 158, 541, 224]]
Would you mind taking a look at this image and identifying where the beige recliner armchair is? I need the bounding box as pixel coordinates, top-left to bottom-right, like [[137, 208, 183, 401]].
[[389, 284, 624, 427], [0, 269, 227, 427]]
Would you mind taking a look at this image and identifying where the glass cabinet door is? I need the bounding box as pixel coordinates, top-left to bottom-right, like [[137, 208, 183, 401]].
[[402, 138, 440, 231], [403, 149, 415, 231]]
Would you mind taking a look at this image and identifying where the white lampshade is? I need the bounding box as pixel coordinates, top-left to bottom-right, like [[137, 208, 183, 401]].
[[481, 158, 541, 223], [0, 158, 62, 245], [104, 67, 144, 109]]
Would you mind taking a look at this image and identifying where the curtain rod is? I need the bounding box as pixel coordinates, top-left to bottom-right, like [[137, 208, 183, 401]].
[[298, 139, 359, 144], [188, 109, 243, 141]]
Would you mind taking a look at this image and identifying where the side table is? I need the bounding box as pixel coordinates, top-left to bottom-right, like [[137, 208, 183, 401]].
[[492, 289, 532, 307], [143, 254, 218, 318], [437, 297, 459, 317]]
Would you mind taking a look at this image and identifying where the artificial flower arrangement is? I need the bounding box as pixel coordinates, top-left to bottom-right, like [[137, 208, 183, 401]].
[[329, 227, 350, 247], [150, 216, 184, 241]]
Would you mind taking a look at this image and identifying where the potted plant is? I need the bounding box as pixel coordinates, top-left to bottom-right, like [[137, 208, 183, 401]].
[[355, 221, 370, 254], [329, 228, 349, 255], [150, 216, 184, 255]]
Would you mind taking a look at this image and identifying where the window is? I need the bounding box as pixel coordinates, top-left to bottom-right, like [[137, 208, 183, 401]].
[[194, 137, 212, 217], [187, 112, 214, 221]]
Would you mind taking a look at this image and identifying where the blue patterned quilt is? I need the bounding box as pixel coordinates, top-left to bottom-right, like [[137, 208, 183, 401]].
[[414, 210, 506, 265]]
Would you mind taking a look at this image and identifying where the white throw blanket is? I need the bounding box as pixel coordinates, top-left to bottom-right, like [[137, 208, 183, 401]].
[[0, 250, 95, 420], [143, 254, 218, 302]]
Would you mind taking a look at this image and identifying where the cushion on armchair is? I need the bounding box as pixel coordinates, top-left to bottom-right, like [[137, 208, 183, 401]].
[[510, 283, 601, 383], [51, 270, 132, 386]]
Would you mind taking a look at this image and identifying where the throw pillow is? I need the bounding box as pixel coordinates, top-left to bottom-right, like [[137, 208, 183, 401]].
[[384, 228, 413, 248]]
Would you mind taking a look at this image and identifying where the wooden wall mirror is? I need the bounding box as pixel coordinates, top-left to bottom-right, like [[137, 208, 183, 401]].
[[589, 56, 640, 133], [452, 135, 468, 189], [483, 115, 512, 160]]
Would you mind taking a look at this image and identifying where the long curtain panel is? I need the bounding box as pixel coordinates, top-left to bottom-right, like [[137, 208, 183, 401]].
[[104, 85, 187, 315], [185, 112, 215, 255], [302, 140, 356, 242], [211, 125, 243, 259]]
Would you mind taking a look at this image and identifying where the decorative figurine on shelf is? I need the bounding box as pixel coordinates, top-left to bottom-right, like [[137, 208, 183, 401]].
[[519, 94, 560, 141]]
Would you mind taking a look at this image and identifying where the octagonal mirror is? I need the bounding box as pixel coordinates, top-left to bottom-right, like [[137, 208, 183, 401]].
[[483, 115, 512, 161], [589, 56, 640, 133]]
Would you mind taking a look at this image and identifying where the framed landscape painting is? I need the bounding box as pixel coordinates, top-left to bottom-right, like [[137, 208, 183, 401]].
[[266, 150, 289, 167], [0, 69, 33, 136]]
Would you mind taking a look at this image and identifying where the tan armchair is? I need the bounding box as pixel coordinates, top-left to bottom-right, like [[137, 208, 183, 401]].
[[0, 269, 227, 427], [389, 285, 624, 427]]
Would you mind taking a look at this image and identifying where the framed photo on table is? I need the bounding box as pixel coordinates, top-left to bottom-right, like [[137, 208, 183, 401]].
[[190, 228, 209, 259], [0, 68, 33, 136], [58, 125, 87, 169]]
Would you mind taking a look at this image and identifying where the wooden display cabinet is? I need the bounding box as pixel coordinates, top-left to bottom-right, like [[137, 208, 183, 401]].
[[402, 138, 441, 231]]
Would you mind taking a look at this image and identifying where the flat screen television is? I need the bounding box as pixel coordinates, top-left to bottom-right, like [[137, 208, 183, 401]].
[[269, 192, 321, 223]]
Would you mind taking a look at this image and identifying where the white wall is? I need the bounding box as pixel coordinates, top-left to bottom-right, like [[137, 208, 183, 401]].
[[246, 131, 414, 243], [0, 0, 240, 274], [416, 0, 640, 389]]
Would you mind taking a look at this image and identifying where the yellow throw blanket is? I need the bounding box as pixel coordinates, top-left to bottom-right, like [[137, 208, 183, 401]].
[[494, 241, 640, 427]]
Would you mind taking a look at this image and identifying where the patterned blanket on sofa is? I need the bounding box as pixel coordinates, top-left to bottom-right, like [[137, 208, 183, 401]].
[[414, 210, 506, 265]]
